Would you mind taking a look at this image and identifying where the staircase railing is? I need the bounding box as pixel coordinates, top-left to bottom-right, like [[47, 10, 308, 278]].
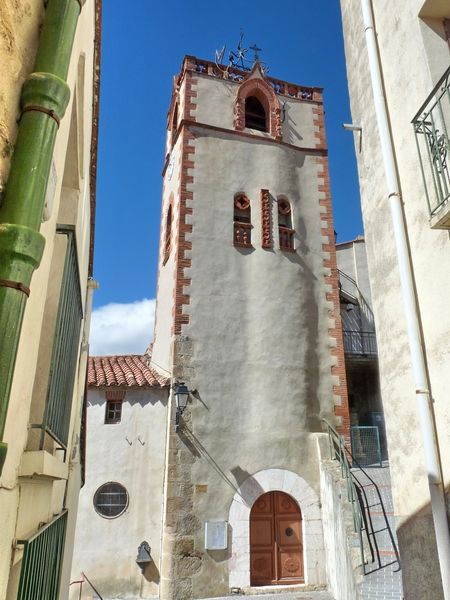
[[323, 419, 401, 576], [322, 419, 369, 571], [69, 572, 104, 600]]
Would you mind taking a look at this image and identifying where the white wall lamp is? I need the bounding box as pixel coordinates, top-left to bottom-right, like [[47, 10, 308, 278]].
[[174, 382, 191, 432], [343, 123, 362, 152]]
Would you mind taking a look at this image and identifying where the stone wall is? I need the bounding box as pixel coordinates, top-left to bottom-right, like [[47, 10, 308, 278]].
[[320, 458, 362, 600]]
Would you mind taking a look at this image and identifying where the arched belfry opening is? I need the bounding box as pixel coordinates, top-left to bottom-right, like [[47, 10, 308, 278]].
[[250, 491, 304, 586], [245, 96, 267, 131]]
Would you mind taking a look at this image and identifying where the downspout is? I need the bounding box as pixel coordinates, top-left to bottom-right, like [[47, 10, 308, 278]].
[[360, 1, 450, 597], [0, 0, 86, 475]]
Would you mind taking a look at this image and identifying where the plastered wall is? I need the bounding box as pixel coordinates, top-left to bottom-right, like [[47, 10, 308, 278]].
[[340, 1, 450, 598]]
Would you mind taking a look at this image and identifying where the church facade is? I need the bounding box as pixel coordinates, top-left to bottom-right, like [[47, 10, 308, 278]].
[[150, 55, 350, 599]]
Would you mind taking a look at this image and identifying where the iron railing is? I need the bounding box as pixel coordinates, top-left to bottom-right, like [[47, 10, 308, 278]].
[[322, 419, 366, 570], [338, 269, 374, 331], [70, 572, 104, 600], [33, 227, 83, 451], [279, 226, 295, 251], [351, 426, 382, 467], [16, 510, 67, 600], [343, 330, 377, 355], [233, 221, 252, 247], [412, 66, 450, 219]]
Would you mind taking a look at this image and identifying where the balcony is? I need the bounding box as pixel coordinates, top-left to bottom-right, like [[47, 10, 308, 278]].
[[343, 330, 377, 356], [16, 511, 67, 600], [412, 66, 450, 228], [279, 226, 295, 251]]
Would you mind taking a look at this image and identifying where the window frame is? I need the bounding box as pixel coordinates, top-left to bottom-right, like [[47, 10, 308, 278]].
[[93, 482, 129, 519]]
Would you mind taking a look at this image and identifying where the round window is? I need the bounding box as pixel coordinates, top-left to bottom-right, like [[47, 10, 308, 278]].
[[93, 482, 129, 518]]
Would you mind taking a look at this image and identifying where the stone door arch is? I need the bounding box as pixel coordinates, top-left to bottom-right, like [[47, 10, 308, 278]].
[[228, 468, 325, 589]]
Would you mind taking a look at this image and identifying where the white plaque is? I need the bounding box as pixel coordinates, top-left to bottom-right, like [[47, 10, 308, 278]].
[[204, 521, 228, 550]]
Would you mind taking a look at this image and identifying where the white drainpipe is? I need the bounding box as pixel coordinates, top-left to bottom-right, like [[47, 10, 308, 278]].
[[360, 0, 450, 596]]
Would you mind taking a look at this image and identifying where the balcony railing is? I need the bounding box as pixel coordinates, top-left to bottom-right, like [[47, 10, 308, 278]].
[[17, 510, 67, 600], [343, 330, 377, 356], [279, 226, 295, 251], [33, 227, 83, 451], [412, 66, 450, 225], [233, 221, 252, 247]]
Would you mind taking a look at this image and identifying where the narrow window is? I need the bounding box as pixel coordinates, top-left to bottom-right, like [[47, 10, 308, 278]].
[[245, 96, 267, 132], [171, 103, 179, 147], [233, 195, 252, 247], [105, 399, 122, 424], [278, 198, 295, 251], [163, 204, 173, 264]]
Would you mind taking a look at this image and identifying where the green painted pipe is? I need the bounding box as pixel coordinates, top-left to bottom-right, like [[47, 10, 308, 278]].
[[0, 0, 84, 475]]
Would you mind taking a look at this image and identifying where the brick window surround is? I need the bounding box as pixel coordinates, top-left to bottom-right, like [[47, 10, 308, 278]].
[[233, 194, 252, 248], [278, 197, 295, 251], [234, 64, 282, 141]]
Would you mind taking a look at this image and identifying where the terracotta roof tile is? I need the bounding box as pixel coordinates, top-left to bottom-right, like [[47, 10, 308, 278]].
[[88, 355, 169, 388]]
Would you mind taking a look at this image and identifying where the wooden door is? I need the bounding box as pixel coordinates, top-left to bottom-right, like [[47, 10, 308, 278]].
[[250, 491, 304, 586]]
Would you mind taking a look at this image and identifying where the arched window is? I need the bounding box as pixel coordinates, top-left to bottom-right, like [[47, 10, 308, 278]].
[[163, 204, 172, 264], [233, 194, 252, 247], [245, 96, 267, 132], [278, 198, 295, 251], [170, 102, 179, 147]]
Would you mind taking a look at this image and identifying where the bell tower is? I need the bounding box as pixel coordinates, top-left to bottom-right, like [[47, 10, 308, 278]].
[[151, 54, 349, 599]]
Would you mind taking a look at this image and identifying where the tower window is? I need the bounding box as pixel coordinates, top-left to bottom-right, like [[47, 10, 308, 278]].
[[245, 96, 267, 132], [163, 204, 173, 264], [233, 195, 252, 247], [278, 198, 295, 251]]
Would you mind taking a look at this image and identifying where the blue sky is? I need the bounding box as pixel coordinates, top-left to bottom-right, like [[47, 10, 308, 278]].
[[90, 0, 363, 354]]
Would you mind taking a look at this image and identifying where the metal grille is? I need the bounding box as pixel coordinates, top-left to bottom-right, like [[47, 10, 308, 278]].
[[351, 426, 382, 467], [40, 228, 83, 449], [343, 330, 377, 355], [413, 66, 450, 218], [94, 482, 129, 518], [17, 510, 67, 600]]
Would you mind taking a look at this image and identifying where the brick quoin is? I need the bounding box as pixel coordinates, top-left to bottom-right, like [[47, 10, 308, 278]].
[[314, 105, 350, 442], [172, 72, 197, 336]]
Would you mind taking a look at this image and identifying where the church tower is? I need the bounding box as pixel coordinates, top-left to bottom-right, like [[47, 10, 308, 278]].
[[151, 55, 349, 599]]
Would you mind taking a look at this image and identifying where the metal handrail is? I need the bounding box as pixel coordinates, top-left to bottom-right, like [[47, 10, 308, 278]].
[[322, 419, 366, 570], [69, 572, 104, 600]]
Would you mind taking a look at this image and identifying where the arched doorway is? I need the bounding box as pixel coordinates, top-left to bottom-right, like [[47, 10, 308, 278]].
[[250, 491, 304, 586]]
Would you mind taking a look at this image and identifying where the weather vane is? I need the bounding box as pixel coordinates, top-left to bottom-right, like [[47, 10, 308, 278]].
[[215, 33, 268, 73]]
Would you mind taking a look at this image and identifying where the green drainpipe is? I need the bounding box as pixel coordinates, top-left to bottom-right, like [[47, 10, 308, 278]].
[[0, 0, 85, 475]]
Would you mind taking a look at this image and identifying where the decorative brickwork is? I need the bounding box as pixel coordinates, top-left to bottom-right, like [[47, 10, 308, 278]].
[[314, 104, 350, 440], [172, 73, 196, 336], [261, 189, 272, 249], [234, 63, 282, 141], [233, 194, 252, 248]]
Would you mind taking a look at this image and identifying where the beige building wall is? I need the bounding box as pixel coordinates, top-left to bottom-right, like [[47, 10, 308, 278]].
[[340, 1, 450, 598], [0, 1, 98, 598]]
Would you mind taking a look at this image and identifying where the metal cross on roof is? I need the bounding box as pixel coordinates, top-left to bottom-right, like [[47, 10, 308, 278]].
[[250, 44, 262, 62]]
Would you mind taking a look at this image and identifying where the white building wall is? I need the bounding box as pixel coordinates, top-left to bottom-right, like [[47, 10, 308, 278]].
[[340, 1, 450, 598], [70, 387, 168, 600]]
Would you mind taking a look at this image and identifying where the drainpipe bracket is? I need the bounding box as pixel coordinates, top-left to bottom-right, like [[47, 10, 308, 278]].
[[0, 224, 45, 283], [0, 441, 6, 476], [21, 72, 71, 125]]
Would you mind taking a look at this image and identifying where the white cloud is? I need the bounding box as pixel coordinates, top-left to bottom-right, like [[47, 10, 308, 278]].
[[89, 298, 156, 356]]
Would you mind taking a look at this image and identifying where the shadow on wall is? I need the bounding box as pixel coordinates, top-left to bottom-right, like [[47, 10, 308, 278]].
[[396, 496, 446, 600]]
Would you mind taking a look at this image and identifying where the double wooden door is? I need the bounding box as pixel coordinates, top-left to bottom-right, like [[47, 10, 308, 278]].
[[250, 491, 304, 586]]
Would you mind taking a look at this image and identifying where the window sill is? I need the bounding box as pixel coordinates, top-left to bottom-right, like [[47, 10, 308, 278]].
[[19, 451, 68, 480]]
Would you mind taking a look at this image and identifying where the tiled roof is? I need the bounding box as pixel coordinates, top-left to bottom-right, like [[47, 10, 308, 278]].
[[88, 355, 169, 388]]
